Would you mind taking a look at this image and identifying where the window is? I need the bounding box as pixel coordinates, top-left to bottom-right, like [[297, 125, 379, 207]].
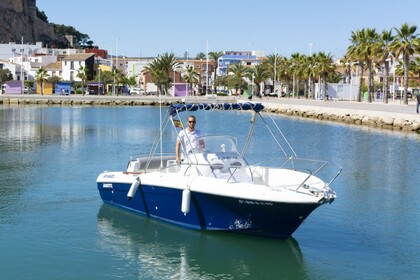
[[70, 61, 74, 70]]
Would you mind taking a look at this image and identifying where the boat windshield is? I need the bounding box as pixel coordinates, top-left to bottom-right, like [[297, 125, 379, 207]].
[[199, 135, 239, 154]]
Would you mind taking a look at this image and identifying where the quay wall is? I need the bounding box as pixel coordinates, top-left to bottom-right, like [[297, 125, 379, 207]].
[[1, 96, 419, 133]]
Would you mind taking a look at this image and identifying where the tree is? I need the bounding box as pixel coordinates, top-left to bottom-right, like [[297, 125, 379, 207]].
[[347, 29, 367, 102], [76, 65, 88, 95], [48, 76, 62, 93], [262, 53, 284, 95], [0, 69, 13, 91], [377, 29, 395, 103], [52, 24, 92, 48], [410, 57, 420, 88], [348, 28, 378, 103], [208, 51, 224, 94], [306, 54, 318, 99], [290, 53, 305, 98], [195, 52, 206, 60], [144, 53, 180, 95], [36, 8, 48, 23], [213, 75, 228, 94], [34, 67, 49, 95], [391, 23, 420, 105], [251, 64, 270, 97], [227, 63, 251, 95], [183, 66, 200, 96], [313, 52, 336, 101], [95, 70, 113, 94]]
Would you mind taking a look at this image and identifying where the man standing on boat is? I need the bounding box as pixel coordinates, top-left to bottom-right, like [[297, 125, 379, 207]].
[[176, 115, 205, 163]]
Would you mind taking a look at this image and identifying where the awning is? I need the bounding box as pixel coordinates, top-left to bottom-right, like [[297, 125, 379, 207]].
[[169, 102, 264, 117]]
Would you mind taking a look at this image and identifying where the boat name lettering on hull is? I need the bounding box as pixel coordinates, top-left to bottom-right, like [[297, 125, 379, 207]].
[[238, 199, 273, 206], [103, 174, 114, 179], [103, 183, 113, 188], [218, 156, 237, 160]]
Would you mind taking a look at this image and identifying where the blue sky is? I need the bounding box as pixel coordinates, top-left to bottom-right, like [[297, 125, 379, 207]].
[[37, 0, 419, 59]]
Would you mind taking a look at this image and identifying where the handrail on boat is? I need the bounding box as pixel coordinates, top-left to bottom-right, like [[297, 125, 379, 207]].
[[250, 156, 342, 190]]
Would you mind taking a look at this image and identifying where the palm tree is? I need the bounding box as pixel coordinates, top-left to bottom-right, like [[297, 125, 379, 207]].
[[377, 29, 395, 103], [144, 53, 180, 95], [183, 65, 200, 96], [314, 52, 336, 101], [227, 62, 251, 95], [34, 67, 49, 95], [307, 54, 319, 99], [195, 52, 206, 60], [251, 64, 270, 97], [208, 51, 224, 94], [290, 53, 305, 98], [347, 29, 367, 102], [391, 23, 420, 105], [350, 28, 378, 103], [410, 57, 420, 88], [96, 70, 113, 94], [263, 53, 283, 95], [144, 59, 168, 96], [47, 76, 61, 94], [301, 54, 317, 99], [76, 65, 88, 95]]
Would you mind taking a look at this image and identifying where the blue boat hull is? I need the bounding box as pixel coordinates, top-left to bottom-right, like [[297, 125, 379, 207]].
[[97, 182, 320, 239]]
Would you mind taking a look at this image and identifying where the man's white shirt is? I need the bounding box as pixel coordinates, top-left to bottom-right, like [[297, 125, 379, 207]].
[[178, 129, 202, 154]]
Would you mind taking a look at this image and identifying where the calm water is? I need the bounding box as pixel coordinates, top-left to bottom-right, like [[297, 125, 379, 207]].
[[0, 105, 419, 280]]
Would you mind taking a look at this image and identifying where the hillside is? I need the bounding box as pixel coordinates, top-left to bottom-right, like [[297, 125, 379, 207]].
[[0, 0, 71, 47]]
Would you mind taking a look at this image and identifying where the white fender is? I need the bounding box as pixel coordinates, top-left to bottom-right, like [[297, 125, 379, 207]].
[[127, 178, 140, 200], [181, 189, 191, 215]]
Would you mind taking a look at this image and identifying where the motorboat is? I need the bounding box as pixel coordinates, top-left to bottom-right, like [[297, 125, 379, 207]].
[[96, 102, 341, 239]]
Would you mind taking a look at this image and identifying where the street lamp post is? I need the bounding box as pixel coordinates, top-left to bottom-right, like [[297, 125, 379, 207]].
[[345, 62, 350, 101], [292, 69, 296, 98], [251, 74, 254, 98], [173, 68, 175, 96], [98, 67, 101, 94], [274, 50, 277, 97]]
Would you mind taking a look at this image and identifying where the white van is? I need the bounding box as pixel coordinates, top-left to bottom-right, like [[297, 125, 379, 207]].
[[130, 87, 146, 95]]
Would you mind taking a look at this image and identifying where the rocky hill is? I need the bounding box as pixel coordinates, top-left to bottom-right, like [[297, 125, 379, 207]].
[[0, 0, 68, 47]]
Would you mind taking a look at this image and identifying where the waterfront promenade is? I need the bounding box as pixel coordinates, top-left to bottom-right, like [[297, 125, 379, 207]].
[[1, 93, 419, 132]]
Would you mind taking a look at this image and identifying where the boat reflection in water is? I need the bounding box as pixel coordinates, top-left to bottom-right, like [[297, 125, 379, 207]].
[[97, 204, 307, 279]]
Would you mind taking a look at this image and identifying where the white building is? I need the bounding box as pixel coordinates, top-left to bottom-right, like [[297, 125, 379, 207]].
[[0, 41, 43, 60], [61, 53, 95, 81], [9, 55, 58, 81], [0, 59, 20, 80], [125, 58, 154, 85]]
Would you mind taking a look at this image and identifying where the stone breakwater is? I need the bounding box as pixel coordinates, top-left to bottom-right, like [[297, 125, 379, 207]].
[[1, 96, 419, 133], [263, 103, 420, 133], [1, 97, 167, 107]]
